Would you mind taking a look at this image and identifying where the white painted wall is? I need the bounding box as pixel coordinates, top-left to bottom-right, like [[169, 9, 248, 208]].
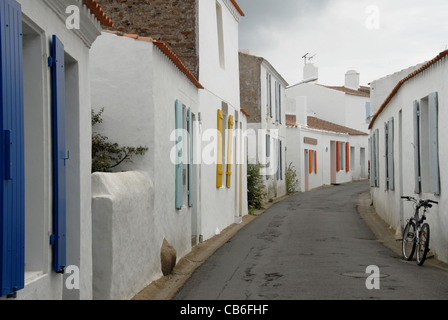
[[11, 0, 101, 300], [90, 32, 200, 299], [370, 57, 448, 264], [197, 0, 248, 241]]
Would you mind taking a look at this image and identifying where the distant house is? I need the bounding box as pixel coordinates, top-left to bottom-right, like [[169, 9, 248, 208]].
[[0, 0, 110, 300], [285, 115, 368, 192], [287, 65, 371, 133], [285, 64, 370, 192], [369, 50, 448, 264], [90, 0, 247, 299], [239, 51, 288, 199]]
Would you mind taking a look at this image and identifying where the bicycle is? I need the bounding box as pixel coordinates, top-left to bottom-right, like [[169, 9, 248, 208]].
[[401, 196, 438, 266]]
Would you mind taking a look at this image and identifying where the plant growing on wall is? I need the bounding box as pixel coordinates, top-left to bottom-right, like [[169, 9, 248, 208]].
[[92, 108, 148, 173], [247, 163, 266, 212], [286, 163, 299, 195]]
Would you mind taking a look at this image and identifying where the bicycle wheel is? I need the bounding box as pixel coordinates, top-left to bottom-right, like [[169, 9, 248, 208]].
[[402, 221, 416, 261], [416, 223, 430, 266]]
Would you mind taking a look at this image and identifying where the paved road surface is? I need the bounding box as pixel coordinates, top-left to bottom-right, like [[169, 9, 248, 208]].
[[174, 181, 448, 300]]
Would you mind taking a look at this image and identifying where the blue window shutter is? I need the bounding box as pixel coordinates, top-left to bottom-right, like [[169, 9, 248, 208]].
[[175, 100, 183, 209], [50, 35, 66, 273], [0, 0, 25, 297], [414, 100, 421, 194], [388, 118, 395, 191], [187, 108, 193, 207], [428, 92, 440, 195]]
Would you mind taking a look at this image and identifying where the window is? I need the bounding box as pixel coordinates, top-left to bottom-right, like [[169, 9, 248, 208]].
[[414, 93, 440, 195], [176, 101, 194, 207], [267, 74, 272, 117], [366, 102, 371, 124], [350, 147, 355, 172], [384, 118, 395, 191], [266, 134, 270, 180], [370, 130, 380, 188], [216, 2, 225, 69]]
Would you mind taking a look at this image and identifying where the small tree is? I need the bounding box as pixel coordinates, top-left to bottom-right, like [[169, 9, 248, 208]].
[[92, 108, 148, 173], [247, 163, 266, 212], [286, 162, 299, 194]]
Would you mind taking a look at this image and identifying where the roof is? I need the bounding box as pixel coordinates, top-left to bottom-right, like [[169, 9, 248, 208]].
[[286, 115, 368, 136], [103, 31, 203, 89], [317, 84, 371, 98], [230, 0, 245, 16], [83, 0, 114, 27], [369, 49, 448, 129], [239, 51, 289, 87], [240, 108, 251, 118]]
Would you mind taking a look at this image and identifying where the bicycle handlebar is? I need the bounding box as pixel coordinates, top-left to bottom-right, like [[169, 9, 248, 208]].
[[401, 196, 438, 206]]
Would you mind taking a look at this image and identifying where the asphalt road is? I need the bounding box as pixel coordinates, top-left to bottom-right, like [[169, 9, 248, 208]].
[[174, 181, 448, 300]]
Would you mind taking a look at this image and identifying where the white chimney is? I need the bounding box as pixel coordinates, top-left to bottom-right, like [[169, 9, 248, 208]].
[[345, 70, 360, 90], [303, 63, 318, 82]]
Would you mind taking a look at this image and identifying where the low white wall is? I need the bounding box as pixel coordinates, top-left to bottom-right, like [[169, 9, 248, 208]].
[[91, 171, 158, 300]]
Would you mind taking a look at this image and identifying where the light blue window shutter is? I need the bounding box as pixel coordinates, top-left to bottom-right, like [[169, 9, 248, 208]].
[[50, 35, 67, 274], [369, 136, 375, 187], [187, 108, 193, 207], [175, 100, 183, 209], [0, 0, 25, 297], [414, 101, 421, 194], [428, 92, 440, 195], [278, 84, 282, 124], [384, 122, 389, 190], [375, 129, 380, 188], [388, 118, 395, 191]]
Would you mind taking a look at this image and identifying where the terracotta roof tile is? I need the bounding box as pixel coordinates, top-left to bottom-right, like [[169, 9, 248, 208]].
[[369, 49, 448, 129], [230, 0, 245, 16], [318, 85, 370, 98], [307, 117, 368, 135], [83, 0, 114, 27], [103, 31, 203, 90]]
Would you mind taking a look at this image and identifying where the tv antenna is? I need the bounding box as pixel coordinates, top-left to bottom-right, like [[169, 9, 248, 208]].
[[302, 52, 317, 65]]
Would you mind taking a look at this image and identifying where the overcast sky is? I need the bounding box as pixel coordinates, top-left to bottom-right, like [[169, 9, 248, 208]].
[[237, 0, 448, 86]]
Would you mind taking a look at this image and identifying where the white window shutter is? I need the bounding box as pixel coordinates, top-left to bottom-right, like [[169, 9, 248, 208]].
[[428, 92, 440, 195], [414, 100, 421, 194], [388, 118, 395, 191]]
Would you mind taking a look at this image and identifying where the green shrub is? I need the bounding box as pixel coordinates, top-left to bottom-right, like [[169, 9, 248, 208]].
[[247, 163, 266, 211], [92, 108, 148, 173], [286, 163, 299, 194]]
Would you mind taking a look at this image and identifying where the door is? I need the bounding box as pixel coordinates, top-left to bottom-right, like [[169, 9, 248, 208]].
[[0, 0, 25, 297], [304, 150, 309, 192]]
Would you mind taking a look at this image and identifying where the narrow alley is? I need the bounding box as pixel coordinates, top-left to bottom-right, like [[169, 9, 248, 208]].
[[174, 181, 448, 300]]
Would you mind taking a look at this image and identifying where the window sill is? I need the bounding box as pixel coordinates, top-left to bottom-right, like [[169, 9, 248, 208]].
[[25, 270, 45, 285]]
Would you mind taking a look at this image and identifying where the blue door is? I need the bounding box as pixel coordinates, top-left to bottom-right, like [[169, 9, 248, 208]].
[[0, 0, 25, 298]]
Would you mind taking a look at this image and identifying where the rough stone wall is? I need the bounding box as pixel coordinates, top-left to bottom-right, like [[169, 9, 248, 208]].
[[239, 53, 262, 123], [97, 0, 199, 78]]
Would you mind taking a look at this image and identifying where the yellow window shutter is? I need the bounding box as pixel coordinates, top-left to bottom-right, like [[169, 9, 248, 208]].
[[226, 115, 234, 188], [217, 109, 224, 188]]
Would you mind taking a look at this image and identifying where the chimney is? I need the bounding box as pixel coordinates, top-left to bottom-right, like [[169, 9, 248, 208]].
[[345, 70, 360, 90], [303, 63, 318, 82]]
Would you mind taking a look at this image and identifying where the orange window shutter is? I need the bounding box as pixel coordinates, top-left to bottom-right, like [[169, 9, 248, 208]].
[[314, 151, 317, 174], [336, 142, 340, 172], [217, 109, 224, 188], [346, 142, 350, 172], [309, 150, 313, 174]]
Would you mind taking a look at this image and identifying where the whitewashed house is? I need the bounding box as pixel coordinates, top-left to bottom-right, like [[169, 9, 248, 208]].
[[89, 0, 248, 299], [0, 0, 111, 300], [369, 50, 448, 264], [285, 108, 369, 192], [239, 51, 288, 199], [284, 64, 370, 192]]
